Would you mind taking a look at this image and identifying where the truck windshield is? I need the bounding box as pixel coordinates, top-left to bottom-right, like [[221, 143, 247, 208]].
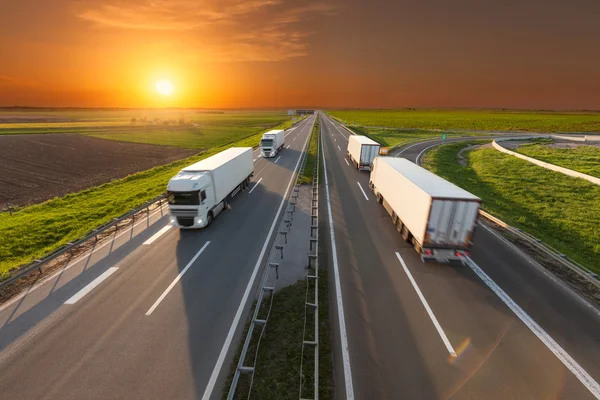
[[167, 190, 200, 205], [261, 139, 274, 148]]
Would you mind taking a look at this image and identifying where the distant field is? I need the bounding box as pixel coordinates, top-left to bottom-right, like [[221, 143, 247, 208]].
[[0, 110, 291, 144], [0, 120, 292, 277], [329, 110, 600, 133], [346, 125, 472, 148], [515, 140, 600, 179], [422, 142, 600, 275]]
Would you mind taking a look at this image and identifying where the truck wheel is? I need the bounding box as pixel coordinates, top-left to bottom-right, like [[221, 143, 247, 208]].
[[206, 212, 213, 226]]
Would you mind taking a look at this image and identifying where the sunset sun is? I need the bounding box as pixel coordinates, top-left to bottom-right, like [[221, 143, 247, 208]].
[[155, 79, 174, 96]]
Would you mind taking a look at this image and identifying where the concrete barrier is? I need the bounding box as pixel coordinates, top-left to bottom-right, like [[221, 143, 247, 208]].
[[493, 137, 600, 186]]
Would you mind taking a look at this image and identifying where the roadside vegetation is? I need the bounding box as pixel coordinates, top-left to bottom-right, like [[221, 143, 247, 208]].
[[515, 140, 600, 179], [422, 142, 600, 274], [0, 120, 292, 277], [298, 118, 319, 184], [223, 270, 333, 400], [329, 109, 600, 133]]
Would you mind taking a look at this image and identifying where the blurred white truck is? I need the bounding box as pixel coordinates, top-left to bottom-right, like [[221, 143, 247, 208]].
[[347, 135, 381, 171], [167, 147, 254, 228], [370, 157, 481, 263], [260, 129, 285, 158]]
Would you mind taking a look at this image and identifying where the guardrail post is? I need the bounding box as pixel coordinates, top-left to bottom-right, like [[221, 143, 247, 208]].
[[275, 245, 284, 259]]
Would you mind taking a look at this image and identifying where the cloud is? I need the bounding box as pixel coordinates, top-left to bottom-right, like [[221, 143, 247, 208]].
[[71, 0, 337, 61]]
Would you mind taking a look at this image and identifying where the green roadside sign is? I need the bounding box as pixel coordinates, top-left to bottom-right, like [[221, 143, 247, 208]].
[[442, 133, 447, 141]]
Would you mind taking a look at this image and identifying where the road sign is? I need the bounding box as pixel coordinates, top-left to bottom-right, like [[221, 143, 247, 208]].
[[442, 133, 447, 141], [288, 110, 295, 116]]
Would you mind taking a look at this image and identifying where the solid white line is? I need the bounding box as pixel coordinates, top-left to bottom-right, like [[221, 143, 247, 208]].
[[395, 252, 457, 357], [356, 182, 369, 201], [463, 255, 600, 398], [201, 116, 315, 400], [321, 125, 355, 399], [337, 145, 341, 151], [274, 155, 281, 164], [0, 204, 170, 313], [286, 144, 290, 149], [145, 241, 210, 316], [143, 225, 172, 245], [345, 159, 350, 166], [64, 267, 119, 305], [248, 178, 263, 194], [416, 143, 441, 165]]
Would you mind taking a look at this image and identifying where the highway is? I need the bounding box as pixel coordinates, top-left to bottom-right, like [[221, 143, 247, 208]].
[[319, 113, 600, 399], [0, 115, 316, 400]]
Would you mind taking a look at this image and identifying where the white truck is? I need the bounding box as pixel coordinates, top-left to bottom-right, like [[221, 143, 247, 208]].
[[167, 147, 254, 229], [347, 135, 381, 171], [370, 157, 481, 263], [260, 129, 285, 158]]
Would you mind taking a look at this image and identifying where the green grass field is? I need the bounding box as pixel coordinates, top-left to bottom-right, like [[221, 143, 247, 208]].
[[346, 125, 471, 148], [329, 109, 600, 133], [0, 120, 292, 277], [422, 142, 600, 275], [0, 110, 291, 149], [515, 140, 600, 179]]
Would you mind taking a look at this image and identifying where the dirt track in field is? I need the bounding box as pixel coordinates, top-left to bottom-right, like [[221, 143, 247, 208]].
[[0, 134, 196, 206]]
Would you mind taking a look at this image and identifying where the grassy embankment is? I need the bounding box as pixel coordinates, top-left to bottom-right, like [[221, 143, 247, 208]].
[[298, 118, 319, 184], [0, 118, 293, 277], [422, 142, 600, 275], [515, 140, 600, 179]]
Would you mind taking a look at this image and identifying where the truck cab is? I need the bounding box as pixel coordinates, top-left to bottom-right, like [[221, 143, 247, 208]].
[[167, 171, 219, 228], [260, 135, 276, 157]]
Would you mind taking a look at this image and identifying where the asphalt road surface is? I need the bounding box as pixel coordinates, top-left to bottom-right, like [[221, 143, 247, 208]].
[[319, 113, 600, 400], [0, 115, 316, 400]]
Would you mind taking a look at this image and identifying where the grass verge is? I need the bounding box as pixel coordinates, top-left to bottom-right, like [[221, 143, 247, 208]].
[[422, 142, 600, 275], [515, 140, 600, 179], [222, 269, 333, 400], [0, 121, 291, 278], [298, 118, 319, 185]]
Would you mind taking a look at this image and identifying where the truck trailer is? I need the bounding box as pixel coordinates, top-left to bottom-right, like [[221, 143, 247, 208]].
[[260, 129, 285, 158], [167, 147, 254, 229], [347, 135, 381, 171], [370, 157, 481, 263]]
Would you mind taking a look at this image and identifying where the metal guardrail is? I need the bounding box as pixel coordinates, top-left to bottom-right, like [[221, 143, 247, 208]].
[[227, 117, 315, 399], [0, 195, 167, 290], [299, 117, 321, 400], [478, 210, 600, 288]]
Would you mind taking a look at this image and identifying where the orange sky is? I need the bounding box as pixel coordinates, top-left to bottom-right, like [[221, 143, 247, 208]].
[[1, 0, 599, 109]]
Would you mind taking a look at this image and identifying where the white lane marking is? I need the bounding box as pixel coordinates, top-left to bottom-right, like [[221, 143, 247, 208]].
[[248, 178, 263, 194], [395, 252, 457, 357], [64, 267, 119, 305], [327, 118, 349, 139], [321, 126, 355, 399], [356, 182, 369, 201], [334, 138, 336, 142], [145, 241, 211, 315], [416, 143, 442, 165], [286, 144, 290, 149], [201, 116, 315, 400], [253, 159, 256, 162], [463, 256, 600, 398], [257, 154, 262, 158], [0, 204, 170, 313], [395, 139, 437, 156], [345, 159, 350, 166], [274, 155, 282, 164], [143, 225, 172, 245]]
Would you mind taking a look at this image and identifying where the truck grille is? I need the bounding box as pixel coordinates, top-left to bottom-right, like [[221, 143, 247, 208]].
[[177, 217, 195, 227], [170, 208, 198, 217]]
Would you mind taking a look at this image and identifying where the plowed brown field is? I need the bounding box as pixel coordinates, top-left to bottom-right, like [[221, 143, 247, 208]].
[[0, 134, 196, 206]]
